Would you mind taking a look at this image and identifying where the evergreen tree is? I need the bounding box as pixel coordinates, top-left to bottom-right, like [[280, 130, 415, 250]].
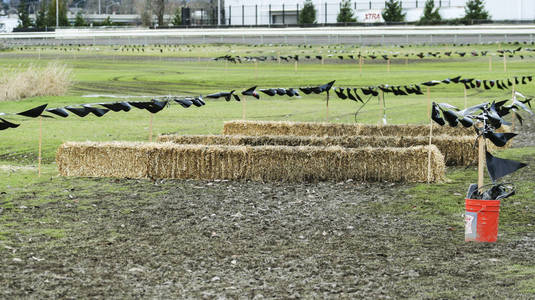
[[463, 0, 489, 23], [35, 1, 47, 28], [382, 0, 406, 22], [172, 8, 182, 26], [418, 0, 441, 25], [16, 0, 33, 28], [299, 0, 316, 24], [101, 16, 113, 26], [337, 0, 356, 23], [74, 11, 87, 27], [47, 0, 69, 27]]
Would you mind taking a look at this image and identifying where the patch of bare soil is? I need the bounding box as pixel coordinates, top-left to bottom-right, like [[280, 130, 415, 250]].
[[1, 174, 535, 298], [513, 114, 535, 147]]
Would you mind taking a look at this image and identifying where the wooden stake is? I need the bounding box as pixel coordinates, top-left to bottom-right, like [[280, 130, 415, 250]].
[[149, 114, 153, 142], [512, 82, 516, 131], [242, 95, 247, 120], [294, 60, 298, 72], [38, 116, 42, 177], [464, 85, 468, 109], [379, 91, 386, 124], [488, 55, 492, 72], [477, 135, 485, 190], [427, 86, 432, 184], [325, 92, 329, 122]]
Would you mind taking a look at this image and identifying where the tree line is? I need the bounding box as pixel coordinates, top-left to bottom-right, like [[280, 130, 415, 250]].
[[16, 0, 490, 29], [299, 0, 489, 25]]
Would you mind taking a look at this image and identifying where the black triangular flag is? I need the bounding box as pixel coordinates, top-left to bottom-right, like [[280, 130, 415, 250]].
[[486, 151, 527, 182]]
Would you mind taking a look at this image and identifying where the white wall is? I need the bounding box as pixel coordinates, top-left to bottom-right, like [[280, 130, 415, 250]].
[[485, 0, 535, 21], [223, 0, 535, 25], [0, 16, 19, 32]]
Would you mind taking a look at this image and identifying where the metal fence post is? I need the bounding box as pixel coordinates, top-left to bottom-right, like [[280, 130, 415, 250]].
[[416, 0, 418, 8], [325, 2, 327, 24], [369, 1, 372, 9], [242, 5, 244, 26], [269, 4, 271, 25], [255, 4, 258, 25], [229, 6, 231, 25], [297, 4, 300, 23], [283, 4, 285, 25], [201, 9, 204, 25]]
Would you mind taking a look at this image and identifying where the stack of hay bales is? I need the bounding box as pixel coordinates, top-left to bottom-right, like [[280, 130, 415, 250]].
[[158, 134, 476, 166], [222, 120, 474, 137], [220, 120, 511, 163], [56, 142, 445, 183], [60, 120, 506, 183]]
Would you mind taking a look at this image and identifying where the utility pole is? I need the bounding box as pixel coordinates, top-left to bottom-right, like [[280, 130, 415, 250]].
[[217, 0, 221, 26], [56, 0, 59, 27]]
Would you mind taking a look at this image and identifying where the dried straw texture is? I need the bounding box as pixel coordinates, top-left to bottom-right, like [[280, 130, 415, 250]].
[[57, 142, 445, 183], [223, 120, 474, 137], [57, 142, 152, 178], [158, 134, 476, 166], [0, 62, 72, 101]]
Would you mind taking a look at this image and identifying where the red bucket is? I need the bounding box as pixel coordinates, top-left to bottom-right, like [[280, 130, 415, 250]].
[[465, 199, 501, 242]]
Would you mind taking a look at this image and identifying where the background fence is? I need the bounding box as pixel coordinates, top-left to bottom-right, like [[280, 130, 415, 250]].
[[222, 1, 457, 26]]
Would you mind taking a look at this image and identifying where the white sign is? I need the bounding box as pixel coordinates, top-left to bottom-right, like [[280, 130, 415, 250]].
[[361, 10, 385, 23]]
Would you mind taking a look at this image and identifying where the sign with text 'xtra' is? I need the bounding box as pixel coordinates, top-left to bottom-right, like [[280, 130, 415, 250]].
[[362, 10, 385, 23]]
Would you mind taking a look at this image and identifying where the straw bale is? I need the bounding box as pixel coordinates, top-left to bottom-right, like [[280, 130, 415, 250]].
[[57, 142, 445, 183], [245, 145, 344, 182], [150, 144, 248, 180], [159, 134, 476, 166], [56, 142, 152, 178], [223, 120, 475, 137], [342, 145, 445, 183]]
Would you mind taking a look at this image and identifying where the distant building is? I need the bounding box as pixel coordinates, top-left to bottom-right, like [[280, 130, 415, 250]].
[[0, 15, 19, 32], [223, 0, 535, 25]]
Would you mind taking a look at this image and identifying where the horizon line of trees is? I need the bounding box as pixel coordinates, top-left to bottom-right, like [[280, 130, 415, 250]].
[[298, 0, 489, 25], [15, 0, 491, 29]]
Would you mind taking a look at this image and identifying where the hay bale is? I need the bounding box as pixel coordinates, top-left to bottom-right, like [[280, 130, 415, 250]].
[[57, 142, 152, 178], [158, 134, 476, 166], [56, 142, 445, 183], [150, 144, 248, 180], [223, 120, 474, 137]]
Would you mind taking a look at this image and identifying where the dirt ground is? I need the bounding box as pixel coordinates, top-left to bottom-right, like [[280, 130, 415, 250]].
[[1, 120, 534, 298]]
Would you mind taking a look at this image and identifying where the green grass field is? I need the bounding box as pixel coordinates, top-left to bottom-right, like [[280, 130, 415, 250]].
[[1, 43, 535, 298], [1, 43, 533, 164]]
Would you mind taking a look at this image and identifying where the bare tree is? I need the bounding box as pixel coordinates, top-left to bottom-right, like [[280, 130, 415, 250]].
[[152, 0, 166, 26], [135, 0, 152, 26]]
